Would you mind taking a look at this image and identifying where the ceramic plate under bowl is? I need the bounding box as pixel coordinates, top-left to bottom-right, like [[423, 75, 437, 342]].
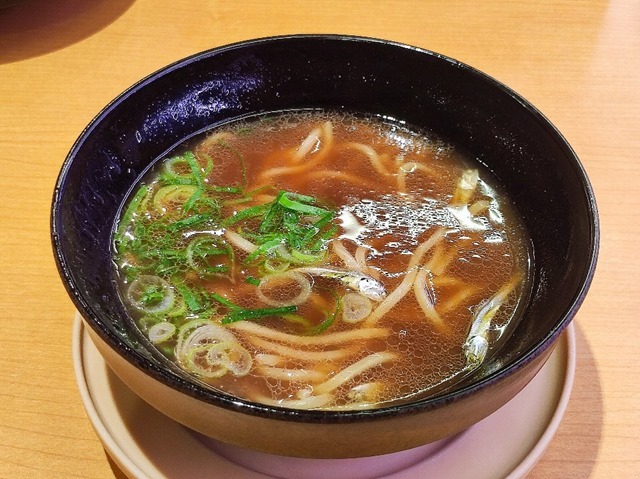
[[72, 314, 575, 479]]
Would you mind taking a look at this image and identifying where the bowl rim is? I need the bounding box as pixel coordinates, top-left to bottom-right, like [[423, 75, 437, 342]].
[[51, 33, 600, 423]]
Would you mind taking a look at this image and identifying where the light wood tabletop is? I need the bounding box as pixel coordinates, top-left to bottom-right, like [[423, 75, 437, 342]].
[[1, 1, 638, 477]]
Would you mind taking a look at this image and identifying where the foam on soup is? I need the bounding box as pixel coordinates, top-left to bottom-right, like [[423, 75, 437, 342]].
[[113, 111, 531, 410]]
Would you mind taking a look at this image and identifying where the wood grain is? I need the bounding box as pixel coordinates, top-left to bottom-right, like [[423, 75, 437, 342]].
[[1, 0, 638, 477]]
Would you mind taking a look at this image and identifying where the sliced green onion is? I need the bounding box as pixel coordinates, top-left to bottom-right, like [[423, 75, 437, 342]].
[[221, 305, 298, 324], [273, 244, 295, 263], [167, 213, 210, 231], [300, 211, 335, 244], [310, 224, 339, 251], [174, 282, 205, 313], [186, 236, 232, 276], [148, 322, 176, 344], [183, 187, 203, 213], [257, 271, 312, 307], [211, 342, 253, 376], [223, 203, 269, 227], [177, 318, 210, 337], [211, 186, 244, 194], [264, 258, 291, 274], [290, 248, 326, 264], [259, 191, 286, 234], [166, 295, 188, 317], [183, 344, 229, 378], [277, 192, 330, 216], [210, 291, 298, 324], [210, 292, 238, 308], [200, 154, 214, 177], [183, 151, 205, 189], [115, 184, 151, 246], [181, 339, 253, 378], [176, 322, 238, 373], [245, 237, 284, 264], [164, 155, 193, 179], [153, 185, 199, 211], [138, 315, 162, 333], [126, 275, 175, 314]]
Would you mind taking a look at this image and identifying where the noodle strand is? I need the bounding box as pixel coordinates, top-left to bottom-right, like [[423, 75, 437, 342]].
[[231, 321, 389, 346], [363, 228, 446, 326], [247, 336, 356, 362], [313, 352, 396, 395]]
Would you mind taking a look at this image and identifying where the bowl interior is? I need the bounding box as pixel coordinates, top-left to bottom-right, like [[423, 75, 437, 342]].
[[52, 35, 598, 418]]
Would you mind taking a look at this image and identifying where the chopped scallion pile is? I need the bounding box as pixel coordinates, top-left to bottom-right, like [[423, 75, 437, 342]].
[[114, 149, 340, 329]]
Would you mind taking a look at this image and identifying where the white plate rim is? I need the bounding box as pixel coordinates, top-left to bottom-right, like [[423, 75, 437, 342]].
[[72, 315, 575, 479]]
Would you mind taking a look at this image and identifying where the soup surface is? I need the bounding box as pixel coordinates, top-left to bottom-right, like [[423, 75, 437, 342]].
[[113, 111, 530, 410]]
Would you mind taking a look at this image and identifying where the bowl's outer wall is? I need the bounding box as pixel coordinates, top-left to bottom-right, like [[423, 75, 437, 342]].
[[86, 323, 556, 457], [53, 36, 598, 429]]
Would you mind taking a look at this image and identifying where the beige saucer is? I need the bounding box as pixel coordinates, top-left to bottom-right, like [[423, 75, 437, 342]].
[[73, 314, 575, 479]]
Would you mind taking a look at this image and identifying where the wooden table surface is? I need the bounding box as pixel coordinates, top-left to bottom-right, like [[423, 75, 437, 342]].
[[1, 1, 638, 477]]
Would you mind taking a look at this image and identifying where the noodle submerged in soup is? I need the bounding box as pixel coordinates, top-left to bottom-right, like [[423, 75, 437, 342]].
[[113, 111, 530, 410]]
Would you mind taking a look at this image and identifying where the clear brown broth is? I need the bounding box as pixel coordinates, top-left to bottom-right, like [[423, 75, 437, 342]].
[[114, 111, 531, 410]]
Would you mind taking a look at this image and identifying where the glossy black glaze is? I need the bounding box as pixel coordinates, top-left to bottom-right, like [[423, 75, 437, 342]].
[[51, 35, 598, 424]]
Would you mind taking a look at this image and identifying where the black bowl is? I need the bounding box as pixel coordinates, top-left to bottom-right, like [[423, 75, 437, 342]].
[[51, 35, 598, 458]]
